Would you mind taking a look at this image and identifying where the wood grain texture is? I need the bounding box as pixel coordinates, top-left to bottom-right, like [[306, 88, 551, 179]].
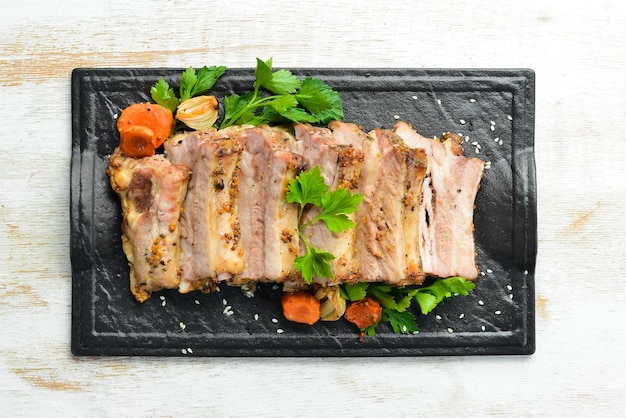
[[1, 0, 625, 416]]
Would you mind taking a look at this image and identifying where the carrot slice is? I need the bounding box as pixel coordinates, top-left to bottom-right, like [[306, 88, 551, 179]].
[[281, 291, 320, 325], [117, 102, 174, 149], [344, 297, 382, 330], [119, 125, 157, 158]]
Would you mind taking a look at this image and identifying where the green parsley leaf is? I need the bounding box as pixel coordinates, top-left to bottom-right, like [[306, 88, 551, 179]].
[[150, 78, 179, 113], [286, 166, 328, 209], [179, 67, 198, 102], [342, 282, 369, 301], [254, 58, 274, 91], [294, 245, 335, 283], [413, 277, 475, 315], [263, 69, 302, 95], [268, 94, 298, 114], [191, 65, 226, 97], [296, 77, 344, 123], [316, 188, 364, 233], [382, 308, 419, 334]]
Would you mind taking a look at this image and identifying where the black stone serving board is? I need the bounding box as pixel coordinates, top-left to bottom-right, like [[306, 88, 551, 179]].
[[71, 68, 536, 356]]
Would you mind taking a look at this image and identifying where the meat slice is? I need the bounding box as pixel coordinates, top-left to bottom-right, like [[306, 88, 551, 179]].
[[107, 149, 190, 302], [237, 126, 306, 282], [393, 121, 484, 280], [164, 127, 246, 292], [292, 123, 364, 283]]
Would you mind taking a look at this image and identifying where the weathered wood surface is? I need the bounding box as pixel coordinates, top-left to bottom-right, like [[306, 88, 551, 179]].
[[1, 0, 625, 416]]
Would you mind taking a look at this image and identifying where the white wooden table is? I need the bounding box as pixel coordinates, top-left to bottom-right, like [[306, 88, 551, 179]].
[[2, 0, 625, 416]]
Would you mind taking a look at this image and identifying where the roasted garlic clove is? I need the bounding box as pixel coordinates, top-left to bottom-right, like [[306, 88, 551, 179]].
[[175, 95, 219, 131], [314, 286, 346, 321]]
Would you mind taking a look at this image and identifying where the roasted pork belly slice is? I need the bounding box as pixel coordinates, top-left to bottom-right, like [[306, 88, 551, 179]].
[[164, 128, 246, 292], [366, 129, 427, 285], [293, 124, 364, 283], [394, 121, 484, 280], [238, 126, 305, 282], [108, 149, 190, 302]]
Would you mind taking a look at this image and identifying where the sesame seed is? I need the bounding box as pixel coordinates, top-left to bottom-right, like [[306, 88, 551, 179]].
[[277, 329, 284, 334], [495, 310, 502, 315], [222, 298, 228, 306], [490, 125, 495, 131], [459, 313, 465, 319], [412, 95, 418, 100], [460, 119, 466, 125], [475, 148, 480, 154], [506, 284, 512, 291], [471, 141, 479, 146], [524, 270, 528, 275], [481, 271, 486, 276], [464, 136, 469, 142], [478, 300, 484, 306], [179, 321, 186, 330], [254, 313, 259, 320], [223, 305, 233, 315], [113, 113, 119, 119], [447, 328, 454, 333], [187, 348, 193, 354], [437, 99, 442, 105], [493, 137, 499, 142], [435, 315, 442, 320], [499, 139, 503, 145], [393, 115, 400, 120], [507, 115, 513, 121], [490, 120, 496, 125], [402, 325, 408, 332], [509, 294, 514, 300], [160, 295, 165, 300], [181, 348, 188, 355], [481, 325, 486, 331], [487, 268, 493, 273], [215, 286, 221, 292], [469, 98, 476, 103], [194, 299, 200, 305], [271, 318, 279, 323]]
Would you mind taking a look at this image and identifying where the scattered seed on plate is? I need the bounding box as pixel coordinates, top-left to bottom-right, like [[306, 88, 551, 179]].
[[271, 318, 279, 323], [490, 120, 496, 125], [487, 268, 493, 273], [478, 300, 485, 306], [509, 294, 514, 300], [495, 310, 502, 315], [276, 329, 284, 334], [393, 114, 400, 120], [508, 115, 513, 121], [459, 313, 465, 319], [187, 348, 193, 354], [181, 348, 188, 355], [481, 271, 486, 276], [469, 98, 476, 103], [179, 321, 186, 330], [254, 313, 259, 320], [460, 119, 466, 125], [194, 299, 200, 305], [506, 284, 512, 291], [447, 328, 454, 333], [490, 125, 495, 131], [437, 99, 442, 105], [481, 325, 486, 331], [412, 95, 418, 100], [435, 315, 442, 320], [499, 139, 503, 145], [223, 305, 234, 316], [524, 270, 528, 275], [222, 298, 228, 306]]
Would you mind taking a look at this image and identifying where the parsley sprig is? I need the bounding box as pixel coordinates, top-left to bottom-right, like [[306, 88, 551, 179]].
[[342, 277, 476, 336], [286, 166, 363, 284], [150, 65, 226, 113], [220, 58, 343, 129]]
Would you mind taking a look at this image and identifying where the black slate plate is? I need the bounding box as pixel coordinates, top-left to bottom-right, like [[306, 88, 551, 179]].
[[71, 68, 536, 356]]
